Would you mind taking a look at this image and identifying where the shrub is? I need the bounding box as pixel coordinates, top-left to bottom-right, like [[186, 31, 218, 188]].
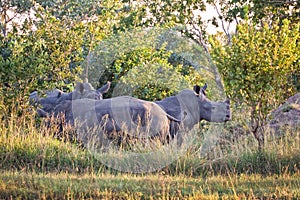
[[209, 19, 300, 148]]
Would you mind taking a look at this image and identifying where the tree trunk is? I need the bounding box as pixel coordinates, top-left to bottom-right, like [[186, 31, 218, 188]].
[[253, 129, 265, 151]]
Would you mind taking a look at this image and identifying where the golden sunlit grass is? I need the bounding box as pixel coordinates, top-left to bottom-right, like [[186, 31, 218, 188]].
[[1, 171, 299, 199], [0, 105, 299, 199]]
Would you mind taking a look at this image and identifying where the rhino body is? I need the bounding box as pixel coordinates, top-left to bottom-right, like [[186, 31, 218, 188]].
[[49, 84, 231, 145], [53, 96, 181, 144]]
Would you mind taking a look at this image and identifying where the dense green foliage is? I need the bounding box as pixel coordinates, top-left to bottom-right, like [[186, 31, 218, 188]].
[[87, 28, 206, 100], [1, 18, 82, 108], [2, 0, 298, 104], [215, 0, 300, 25], [209, 19, 300, 147], [0, 0, 122, 111]]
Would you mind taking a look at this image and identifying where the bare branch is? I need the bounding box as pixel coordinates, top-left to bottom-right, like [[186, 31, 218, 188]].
[[211, 1, 231, 43]]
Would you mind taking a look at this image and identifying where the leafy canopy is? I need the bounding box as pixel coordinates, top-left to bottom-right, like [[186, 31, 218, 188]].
[[87, 28, 206, 101], [210, 19, 300, 145]]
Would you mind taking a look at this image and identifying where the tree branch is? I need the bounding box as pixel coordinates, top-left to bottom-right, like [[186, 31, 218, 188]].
[[211, 1, 231, 44]]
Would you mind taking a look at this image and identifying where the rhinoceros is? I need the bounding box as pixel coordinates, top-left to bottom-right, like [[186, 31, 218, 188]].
[[48, 84, 231, 146], [30, 81, 110, 117], [155, 84, 231, 137]]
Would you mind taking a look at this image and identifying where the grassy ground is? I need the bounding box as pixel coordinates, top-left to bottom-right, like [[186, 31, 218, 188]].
[[1, 171, 299, 199], [0, 111, 299, 199]]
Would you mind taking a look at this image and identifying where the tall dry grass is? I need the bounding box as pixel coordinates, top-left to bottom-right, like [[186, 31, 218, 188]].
[[0, 100, 299, 176], [0, 98, 299, 199]]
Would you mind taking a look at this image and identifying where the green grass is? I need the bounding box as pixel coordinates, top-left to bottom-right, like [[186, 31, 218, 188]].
[[1, 171, 299, 199], [0, 109, 299, 199]]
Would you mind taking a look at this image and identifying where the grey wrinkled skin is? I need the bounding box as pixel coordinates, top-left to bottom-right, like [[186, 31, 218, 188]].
[[155, 85, 231, 138], [30, 81, 110, 116], [52, 96, 181, 145], [46, 84, 230, 145]]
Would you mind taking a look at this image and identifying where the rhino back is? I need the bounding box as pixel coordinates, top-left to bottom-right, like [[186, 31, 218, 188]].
[[61, 96, 169, 137], [155, 96, 181, 120], [95, 97, 169, 135], [155, 89, 201, 130]]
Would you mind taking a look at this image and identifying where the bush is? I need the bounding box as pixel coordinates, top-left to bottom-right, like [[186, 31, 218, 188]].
[[209, 19, 300, 148], [87, 27, 216, 101]]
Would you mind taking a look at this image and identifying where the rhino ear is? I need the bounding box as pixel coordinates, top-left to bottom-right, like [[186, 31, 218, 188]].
[[57, 91, 62, 98], [193, 85, 200, 95], [201, 83, 207, 96], [75, 82, 84, 94], [202, 83, 207, 90], [97, 81, 111, 94]]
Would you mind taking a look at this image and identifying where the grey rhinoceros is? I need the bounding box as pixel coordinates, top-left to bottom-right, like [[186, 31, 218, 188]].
[[155, 84, 231, 137], [49, 84, 231, 145], [30, 81, 111, 117]]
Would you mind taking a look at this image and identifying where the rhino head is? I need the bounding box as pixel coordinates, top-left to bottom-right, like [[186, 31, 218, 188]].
[[71, 81, 111, 101], [193, 84, 231, 122], [30, 81, 111, 116], [155, 84, 231, 132]]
